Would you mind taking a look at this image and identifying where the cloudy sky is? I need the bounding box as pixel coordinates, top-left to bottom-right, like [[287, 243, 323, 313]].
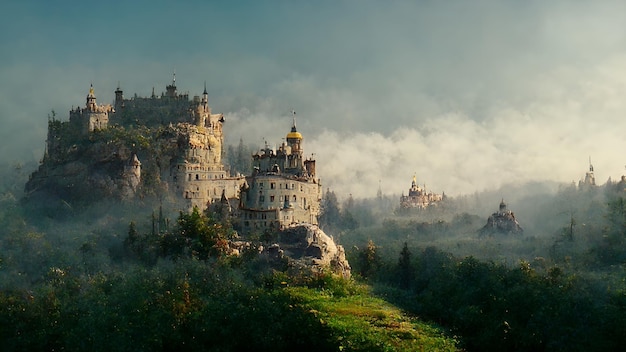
[[3, 0, 626, 199]]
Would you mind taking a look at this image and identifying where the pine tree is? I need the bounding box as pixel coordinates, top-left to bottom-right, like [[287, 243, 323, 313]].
[[398, 242, 412, 289]]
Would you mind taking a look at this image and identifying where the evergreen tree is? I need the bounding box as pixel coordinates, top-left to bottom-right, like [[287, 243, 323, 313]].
[[320, 188, 341, 230], [358, 240, 380, 280], [398, 242, 412, 289]]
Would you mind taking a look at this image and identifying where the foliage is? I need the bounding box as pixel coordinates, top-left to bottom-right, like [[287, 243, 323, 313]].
[[371, 246, 625, 352], [319, 189, 360, 232], [600, 197, 626, 264], [0, 258, 459, 351], [126, 206, 234, 262], [355, 240, 382, 280]]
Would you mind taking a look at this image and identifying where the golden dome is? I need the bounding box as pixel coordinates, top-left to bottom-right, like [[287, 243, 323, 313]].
[[286, 131, 303, 140]]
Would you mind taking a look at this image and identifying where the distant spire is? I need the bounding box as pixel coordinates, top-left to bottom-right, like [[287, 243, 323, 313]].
[[589, 156, 594, 172], [172, 70, 176, 86], [291, 109, 297, 132], [203, 81, 207, 95]]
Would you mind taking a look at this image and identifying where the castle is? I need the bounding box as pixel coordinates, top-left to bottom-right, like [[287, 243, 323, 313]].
[[27, 76, 321, 233], [399, 175, 444, 209], [239, 115, 321, 232], [480, 199, 523, 235], [578, 158, 596, 190]]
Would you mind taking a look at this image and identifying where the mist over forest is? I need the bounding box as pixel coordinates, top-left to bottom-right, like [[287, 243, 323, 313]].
[[2, 142, 626, 350], [3, 1, 626, 350]]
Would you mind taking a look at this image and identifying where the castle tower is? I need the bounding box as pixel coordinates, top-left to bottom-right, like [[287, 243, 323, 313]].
[[114, 83, 124, 110], [584, 157, 596, 186], [202, 81, 209, 108], [286, 112, 303, 154], [86, 84, 97, 112], [80, 84, 111, 133], [499, 199, 507, 212], [196, 82, 211, 127], [122, 153, 142, 198], [165, 72, 177, 98]]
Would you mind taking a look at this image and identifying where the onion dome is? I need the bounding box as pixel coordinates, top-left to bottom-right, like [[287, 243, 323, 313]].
[[286, 113, 302, 140]]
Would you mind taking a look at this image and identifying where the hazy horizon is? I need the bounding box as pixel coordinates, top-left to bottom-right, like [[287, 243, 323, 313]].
[[3, 1, 626, 199]]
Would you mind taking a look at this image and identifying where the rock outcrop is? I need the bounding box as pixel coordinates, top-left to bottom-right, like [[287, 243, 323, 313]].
[[265, 224, 351, 278]]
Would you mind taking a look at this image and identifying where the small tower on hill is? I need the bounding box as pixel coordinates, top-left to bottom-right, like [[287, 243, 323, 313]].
[[114, 83, 124, 110], [480, 199, 523, 235], [122, 153, 142, 198], [86, 84, 97, 111], [165, 72, 177, 98], [70, 84, 112, 134], [579, 157, 596, 190]]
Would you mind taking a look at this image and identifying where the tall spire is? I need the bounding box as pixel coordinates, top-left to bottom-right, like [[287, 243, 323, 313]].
[[203, 80, 207, 95], [86, 83, 96, 111], [291, 109, 297, 132]]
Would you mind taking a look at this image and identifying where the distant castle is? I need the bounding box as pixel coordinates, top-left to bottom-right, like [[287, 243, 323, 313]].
[[578, 158, 596, 189], [480, 199, 523, 235], [27, 76, 321, 233], [399, 175, 444, 209]]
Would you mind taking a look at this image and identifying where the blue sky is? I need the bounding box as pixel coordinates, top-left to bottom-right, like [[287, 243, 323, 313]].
[[3, 1, 626, 198]]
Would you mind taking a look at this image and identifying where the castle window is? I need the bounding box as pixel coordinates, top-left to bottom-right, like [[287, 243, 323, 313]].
[[271, 183, 275, 189], [259, 182, 264, 188], [259, 195, 265, 203], [293, 195, 297, 202], [291, 183, 295, 189], [270, 195, 275, 202]]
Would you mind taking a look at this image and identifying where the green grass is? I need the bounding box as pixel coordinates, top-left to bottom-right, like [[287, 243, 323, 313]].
[[283, 283, 459, 351]]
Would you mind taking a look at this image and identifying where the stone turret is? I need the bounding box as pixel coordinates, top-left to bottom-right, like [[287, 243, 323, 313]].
[[122, 153, 141, 198], [69, 84, 112, 134]]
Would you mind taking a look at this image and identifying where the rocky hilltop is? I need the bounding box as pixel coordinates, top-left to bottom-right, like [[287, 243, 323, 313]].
[[26, 79, 322, 236], [265, 224, 351, 278]]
